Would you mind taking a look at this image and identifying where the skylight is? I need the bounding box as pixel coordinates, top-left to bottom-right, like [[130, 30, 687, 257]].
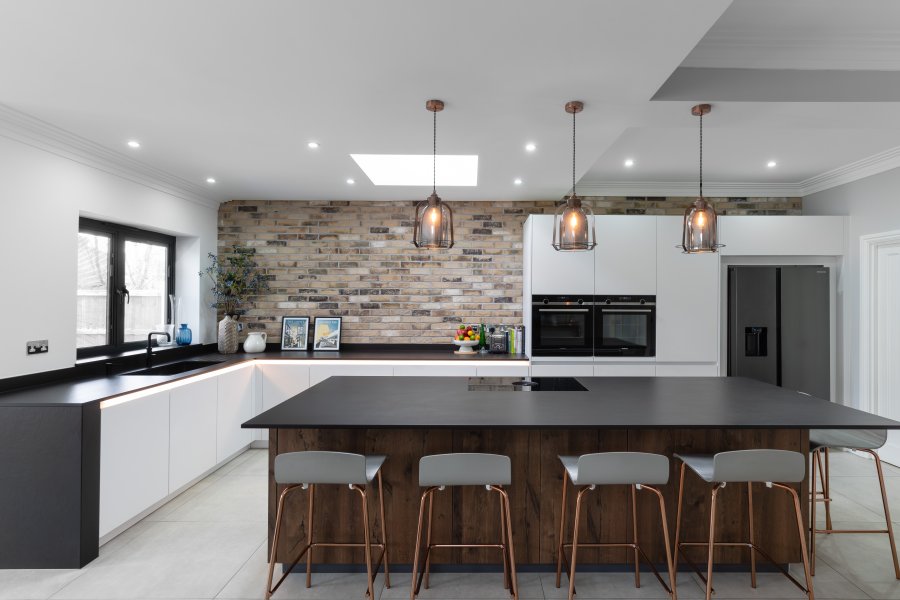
[[350, 154, 478, 186]]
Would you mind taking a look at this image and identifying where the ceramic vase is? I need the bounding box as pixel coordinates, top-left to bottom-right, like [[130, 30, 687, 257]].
[[218, 315, 239, 354], [243, 331, 267, 353]]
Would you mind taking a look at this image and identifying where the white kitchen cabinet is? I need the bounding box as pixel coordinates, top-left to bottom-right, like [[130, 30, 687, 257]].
[[475, 363, 530, 377], [260, 363, 311, 411], [528, 215, 595, 295], [100, 390, 169, 537], [718, 216, 846, 256], [217, 366, 253, 463], [593, 364, 656, 377], [655, 363, 720, 377], [594, 216, 657, 295], [530, 363, 594, 378], [169, 377, 218, 493], [393, 364, 477, 377], [309, 363, 392, 386], [655, 216, 719, 363]]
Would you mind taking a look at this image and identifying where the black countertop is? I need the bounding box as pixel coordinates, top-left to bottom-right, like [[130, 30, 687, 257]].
[[0, 348, 527, 408], [242, 375, 900, 430]]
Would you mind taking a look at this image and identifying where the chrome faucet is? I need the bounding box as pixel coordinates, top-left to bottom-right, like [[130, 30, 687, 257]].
[[147, 331, 171, 367]]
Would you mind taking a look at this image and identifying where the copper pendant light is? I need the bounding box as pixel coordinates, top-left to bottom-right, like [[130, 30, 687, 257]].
[[413, 99, 454, 249], [553, 101, 596, 251], [680, 103, 724, 254]]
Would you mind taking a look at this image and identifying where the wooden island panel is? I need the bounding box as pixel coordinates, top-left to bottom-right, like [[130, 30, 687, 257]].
[[269, 427, 808, 568]]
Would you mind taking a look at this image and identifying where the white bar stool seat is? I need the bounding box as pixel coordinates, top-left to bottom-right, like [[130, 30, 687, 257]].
[[673, 449, 813, 600], [555, 452, 675, 600], [411, 453, 517, 600], [809, 429, 899, 579], [265, 451, 390, 600]]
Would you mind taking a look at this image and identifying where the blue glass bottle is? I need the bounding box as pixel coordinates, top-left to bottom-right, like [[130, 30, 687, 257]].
[[175, 323, 192, 346]]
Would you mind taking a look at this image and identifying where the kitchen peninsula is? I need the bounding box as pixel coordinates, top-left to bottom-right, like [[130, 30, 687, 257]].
[[245, 375, 900, 568]]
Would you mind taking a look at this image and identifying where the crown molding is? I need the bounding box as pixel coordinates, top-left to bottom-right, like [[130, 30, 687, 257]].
[[799, 145, 900, 196], [0, 103, 219, 209], [576, 180, 802, 198]]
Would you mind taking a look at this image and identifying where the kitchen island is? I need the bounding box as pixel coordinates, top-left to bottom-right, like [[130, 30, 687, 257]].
[[244, 375, 900, 569]]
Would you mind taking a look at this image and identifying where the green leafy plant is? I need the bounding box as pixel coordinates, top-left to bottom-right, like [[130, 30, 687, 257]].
[[200, 246, 269, 316]]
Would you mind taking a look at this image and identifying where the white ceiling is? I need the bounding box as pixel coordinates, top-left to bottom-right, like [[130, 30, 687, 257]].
[[2, 0, 900, 203]]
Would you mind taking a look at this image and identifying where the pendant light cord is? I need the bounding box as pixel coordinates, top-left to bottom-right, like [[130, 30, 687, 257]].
[[571, 107, 577, 197], [433, 107, 437, 195], [699, 111, 703, 199]]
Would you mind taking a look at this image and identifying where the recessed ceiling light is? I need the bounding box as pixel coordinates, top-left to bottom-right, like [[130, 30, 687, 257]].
[[525, 143, 537, 152], [767, 160, 777, 168], [350, 154, 478, 186], [346, 178, 355, 185], [307, 141, 320, 149], [206, 177, 216, 184], [127, 140, 140, 149], [514, 178, 523, 185], [624, 158, 635, 167]]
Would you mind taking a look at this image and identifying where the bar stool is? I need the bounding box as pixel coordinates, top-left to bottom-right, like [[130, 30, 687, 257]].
[[673, 449, 813, 600], [265, 451, 390, 600], [810, 429, 900, 578], [555, 452, 676, 600], [410, 453, 517, 600]]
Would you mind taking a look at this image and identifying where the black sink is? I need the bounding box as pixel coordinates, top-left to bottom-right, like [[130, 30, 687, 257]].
[[122, 360, 225, 376]]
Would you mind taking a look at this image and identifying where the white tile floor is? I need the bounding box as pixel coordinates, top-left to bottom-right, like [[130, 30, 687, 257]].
[[5, 449, 900, 599]]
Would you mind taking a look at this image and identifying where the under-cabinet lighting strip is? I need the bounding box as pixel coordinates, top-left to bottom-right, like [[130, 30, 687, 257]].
[[99, 362, 252, 409]]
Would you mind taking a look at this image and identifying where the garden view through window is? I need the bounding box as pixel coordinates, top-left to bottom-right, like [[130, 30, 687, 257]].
[[76, 218, 175, 356]]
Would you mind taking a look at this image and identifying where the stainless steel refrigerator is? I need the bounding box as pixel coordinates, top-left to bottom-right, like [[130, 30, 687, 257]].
[[727, 265, 830, 400]]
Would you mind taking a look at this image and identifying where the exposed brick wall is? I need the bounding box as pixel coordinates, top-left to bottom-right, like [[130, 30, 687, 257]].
[[218, 196, 800, 344]]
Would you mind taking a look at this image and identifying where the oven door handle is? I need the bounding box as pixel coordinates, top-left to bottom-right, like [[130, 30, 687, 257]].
[[600, 308, 652, 313], [538, 308, 590, 313]]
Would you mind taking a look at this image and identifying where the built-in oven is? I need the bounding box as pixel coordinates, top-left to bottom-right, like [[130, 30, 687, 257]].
[[594, 295, 656, 357], [531, 295, 594, 356]]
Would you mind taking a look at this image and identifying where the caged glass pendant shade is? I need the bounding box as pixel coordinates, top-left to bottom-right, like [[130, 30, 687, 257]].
[[552, 195, 596, 251], [680, 103, 723, 254], [412, 99, 454, 249], [413, 192, 454, 249], [681, 197, 720, 253]]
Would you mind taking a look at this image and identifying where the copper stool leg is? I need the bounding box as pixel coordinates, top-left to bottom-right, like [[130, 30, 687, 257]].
[[305, 484, 315, 588], [866, 449, 900, 579], [673, 462, 686, 588], [823, 448, 833, 530], [423, 490, 435, 589], [377, 471, 391, 588], [631, 484, 641, 588], [704, 484, 722, 600], [774, 483, 815, 599], [555, 469, 569, 588], [567, 487, 589, 600], [410, 488, 433, 600], [811, 449, 819, 576], [500, 490, 510, 590], [496, 485, 519, 600], [748, 482, 757, 588], [265, 485, 302, 600]]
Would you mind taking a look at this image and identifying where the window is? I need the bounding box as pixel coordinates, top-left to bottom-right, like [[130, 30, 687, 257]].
[[77, 218, 175, 357]]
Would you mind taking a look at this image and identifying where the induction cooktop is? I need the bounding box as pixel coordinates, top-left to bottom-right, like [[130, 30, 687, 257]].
[[466, 377, 588, 392]]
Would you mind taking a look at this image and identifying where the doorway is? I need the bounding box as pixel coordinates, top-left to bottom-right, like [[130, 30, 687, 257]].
[[862, 230, 900, 465]]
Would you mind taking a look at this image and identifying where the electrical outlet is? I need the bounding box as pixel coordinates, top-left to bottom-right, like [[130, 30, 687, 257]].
[[27, 340, 49, 355]]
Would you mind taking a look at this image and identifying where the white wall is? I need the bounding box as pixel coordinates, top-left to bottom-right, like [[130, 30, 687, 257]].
[[804, 167, 900, 410], [0, 134, 217, 379]]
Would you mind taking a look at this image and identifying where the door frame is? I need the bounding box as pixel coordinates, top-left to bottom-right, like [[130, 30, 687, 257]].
[[860, 229, 900, 416]]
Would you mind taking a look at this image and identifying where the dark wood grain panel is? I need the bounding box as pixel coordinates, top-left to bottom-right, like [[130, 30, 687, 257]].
[[269, 427, 809, 568]]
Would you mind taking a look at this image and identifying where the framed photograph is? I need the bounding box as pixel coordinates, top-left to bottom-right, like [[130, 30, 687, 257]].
[[280, 316, 309, 351], [313, 317, 342, 351]]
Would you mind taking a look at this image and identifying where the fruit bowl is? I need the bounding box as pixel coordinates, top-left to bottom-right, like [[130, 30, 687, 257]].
[[452, 339, 480, 354]]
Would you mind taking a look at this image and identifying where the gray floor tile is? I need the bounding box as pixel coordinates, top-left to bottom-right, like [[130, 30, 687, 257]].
[[218, 542, 387, 600], [225, 449, 268, 477], [540, 572, 703, 599], [383, 572, 542, 599], [0, 569, 84, 600], [159, 474, 268, 523], [51, 521, 264, 599]]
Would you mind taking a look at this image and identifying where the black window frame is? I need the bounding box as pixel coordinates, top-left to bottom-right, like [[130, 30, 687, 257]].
[[77, 217, 176, 358]]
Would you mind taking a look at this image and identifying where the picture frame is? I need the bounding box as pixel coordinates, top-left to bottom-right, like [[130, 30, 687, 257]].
[[312, 317, 342, 351], [280, 316, 309, 351]]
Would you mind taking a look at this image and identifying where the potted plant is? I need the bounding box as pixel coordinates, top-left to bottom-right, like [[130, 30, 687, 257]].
[[201, 246, 270, 353]]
